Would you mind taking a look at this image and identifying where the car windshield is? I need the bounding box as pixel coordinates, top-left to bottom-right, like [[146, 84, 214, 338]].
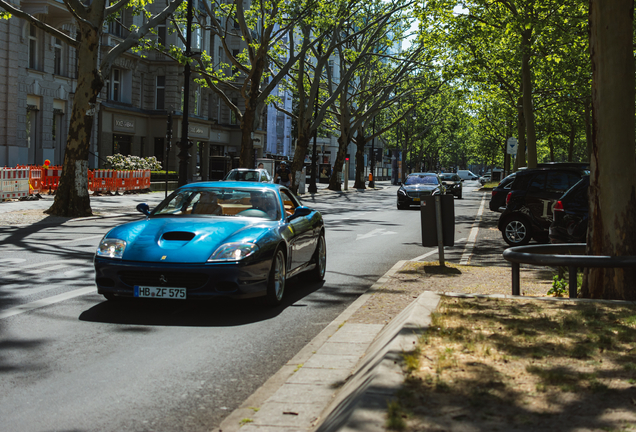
[[440, 174, 456, 180], [405, 175, 439, 185], [224, 170, 261, 182], [152, 187, 281, 220]]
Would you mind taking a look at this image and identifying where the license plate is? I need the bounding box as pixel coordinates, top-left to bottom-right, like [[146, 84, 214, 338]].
[[413, 197, 421, 202], [134, 286, 187, 299]]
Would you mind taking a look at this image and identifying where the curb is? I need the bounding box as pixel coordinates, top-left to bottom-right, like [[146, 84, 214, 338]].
[[217, 259, 409, 432], [314, 291, 441, 432]]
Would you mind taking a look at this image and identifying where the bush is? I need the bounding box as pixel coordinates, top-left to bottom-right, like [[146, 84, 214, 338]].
[[105, 154, 162, 171]]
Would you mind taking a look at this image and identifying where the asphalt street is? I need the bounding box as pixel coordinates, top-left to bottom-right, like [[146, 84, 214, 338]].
[[0, 180, 487, 431]]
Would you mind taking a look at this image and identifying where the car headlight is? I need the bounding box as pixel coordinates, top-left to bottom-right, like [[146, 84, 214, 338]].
[[208, 242, 259, 262], [398, 188, 407, 196], [96, 238, 127, 259]]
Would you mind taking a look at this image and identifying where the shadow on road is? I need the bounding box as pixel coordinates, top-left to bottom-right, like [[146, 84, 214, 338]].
[[77, 275, 355, 327]]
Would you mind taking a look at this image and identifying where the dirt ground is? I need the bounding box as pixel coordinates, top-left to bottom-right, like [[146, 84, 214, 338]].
[[347, 261, 554, 325], [347, 261, 636, 432]]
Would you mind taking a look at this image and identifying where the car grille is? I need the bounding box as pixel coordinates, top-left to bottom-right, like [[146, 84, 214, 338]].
[[119, 271, 208, 289], [407, 190, 432, 198]]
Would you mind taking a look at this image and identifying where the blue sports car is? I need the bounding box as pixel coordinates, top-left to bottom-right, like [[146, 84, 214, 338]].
[[94, 182, 326, 306]]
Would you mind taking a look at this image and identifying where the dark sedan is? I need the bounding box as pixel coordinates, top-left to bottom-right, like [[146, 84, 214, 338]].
[[440, 173, 463, 199], [94, 182, 326, 307], [397, 173, 445, 209], [489, 172, 517, 212], [549, 176, 589, 243]]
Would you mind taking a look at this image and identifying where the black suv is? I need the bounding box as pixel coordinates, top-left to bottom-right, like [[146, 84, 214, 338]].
[[497, 165, 589, 246]]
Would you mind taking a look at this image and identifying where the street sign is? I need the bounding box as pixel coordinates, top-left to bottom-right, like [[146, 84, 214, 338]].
[[507, 137, 518, 155]]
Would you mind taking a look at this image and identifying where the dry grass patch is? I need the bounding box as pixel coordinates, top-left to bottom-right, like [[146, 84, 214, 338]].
[[395, 296, 636, 431]]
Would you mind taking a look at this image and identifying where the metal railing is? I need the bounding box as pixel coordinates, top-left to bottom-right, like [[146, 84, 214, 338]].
[[502, 243, 636, 298]]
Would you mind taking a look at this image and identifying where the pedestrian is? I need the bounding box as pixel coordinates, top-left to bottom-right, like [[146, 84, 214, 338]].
[[274, 161, 292, 187]]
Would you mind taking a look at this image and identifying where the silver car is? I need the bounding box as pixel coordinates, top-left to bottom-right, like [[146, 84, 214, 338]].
[[223, 168, 273, 183]]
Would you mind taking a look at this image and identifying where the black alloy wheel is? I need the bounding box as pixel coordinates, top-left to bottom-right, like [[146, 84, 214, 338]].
[[264, 248, 286, 306], [309, 232, 327, 281], [502, 216, 532, 246]]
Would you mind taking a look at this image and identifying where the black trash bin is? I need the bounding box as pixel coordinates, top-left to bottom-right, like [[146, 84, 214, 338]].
[[421, 195, 455, 247]]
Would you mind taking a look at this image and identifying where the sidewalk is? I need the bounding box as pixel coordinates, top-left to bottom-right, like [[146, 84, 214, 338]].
[[218, 190, 521, 432]]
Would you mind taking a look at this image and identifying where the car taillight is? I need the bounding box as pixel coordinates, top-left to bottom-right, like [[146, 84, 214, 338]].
[[506, 192, 512, 205], [554, 200, 564, 212], [492, 190, 497, 197]]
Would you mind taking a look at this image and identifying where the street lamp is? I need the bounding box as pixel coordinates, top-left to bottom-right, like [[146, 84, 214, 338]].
[[177, 0, 194, 187], [308, 93, 319, 194], [369, 115, 376, 188]]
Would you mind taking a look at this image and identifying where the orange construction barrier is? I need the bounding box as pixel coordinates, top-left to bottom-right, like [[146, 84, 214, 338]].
[[113, 170, 131, 194], [142, 169, 151, 190], [91, 169, 114, 194], [130, 170, 143, 192], [28, 166, 44, 195], [1, 167, 30, 200], [42, 166, 62, 193]]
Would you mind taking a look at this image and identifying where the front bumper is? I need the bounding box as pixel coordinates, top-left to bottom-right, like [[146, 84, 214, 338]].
[[94, 256, 271, 300]]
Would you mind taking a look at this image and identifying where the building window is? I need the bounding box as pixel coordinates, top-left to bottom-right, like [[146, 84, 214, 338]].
[[113, 134, 132, 155], [156, 76, 165, 110], [108, 11, 125, 37], [54, 38, 63, 75], [194, 85, 201, 115], [157, 22, 166, 46], [53, 111, 65, 164], [154, 137, 165, 163], [232, 49, 239, 75], [28, 25, 38, 70], [230, 98, 238, 125], [107, 68, 121, 101]]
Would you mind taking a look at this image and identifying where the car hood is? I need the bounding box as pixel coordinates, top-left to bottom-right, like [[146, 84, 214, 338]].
[[104, 217, 277, 263]]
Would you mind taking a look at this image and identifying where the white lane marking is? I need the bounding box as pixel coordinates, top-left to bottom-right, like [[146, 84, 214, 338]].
[[460, 195, 487, 265], [56, 234, 103, 244], [411, 237, 467, 261], [0, 259, 88, 274], [0, 287, 95, 320], [356, 228, 397, 240], [0, 258, 27, 264]]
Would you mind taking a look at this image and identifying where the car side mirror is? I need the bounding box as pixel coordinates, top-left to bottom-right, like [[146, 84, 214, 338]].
[[288, 206, 312, 221], [136, 203, 151, 216]]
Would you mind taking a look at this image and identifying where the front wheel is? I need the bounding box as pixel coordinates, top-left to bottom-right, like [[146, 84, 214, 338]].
[[264, 248, 286, 306], [309, 233, 327, 281], [502, 217, 532, 246], [457, 188, 462, 199], [397, 201, 408, 210]]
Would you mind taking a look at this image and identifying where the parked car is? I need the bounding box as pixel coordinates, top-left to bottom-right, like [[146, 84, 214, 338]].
[[457, 170, 480, 181], [440, 173, 463, 199], [223, 168, 273, 183], [497, 166, 589, 246], [549, 176, 589, 244], [489, 172, 517, 212], [94, 182, 326, 306], [397, 173, 446, 209], [479, 173, 491, 185]]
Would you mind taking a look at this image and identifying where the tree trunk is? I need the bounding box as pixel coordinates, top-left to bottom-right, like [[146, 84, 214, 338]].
[[290, 126, 310, 193], [521, 30, 538, 168], [353, 132, 366, 189], [45, 24, 102, 217], [515, 97, 527, 170], [239, 107, 256, 169], [548, 135, 555, 162], [585, 0, 636, 300], [328, 133, 349, 191], [568, 122, 575, 162], [584, 99, 592, 161]]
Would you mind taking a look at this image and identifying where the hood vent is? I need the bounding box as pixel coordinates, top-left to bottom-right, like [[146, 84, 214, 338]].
[[162, 231, 196, 241]]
